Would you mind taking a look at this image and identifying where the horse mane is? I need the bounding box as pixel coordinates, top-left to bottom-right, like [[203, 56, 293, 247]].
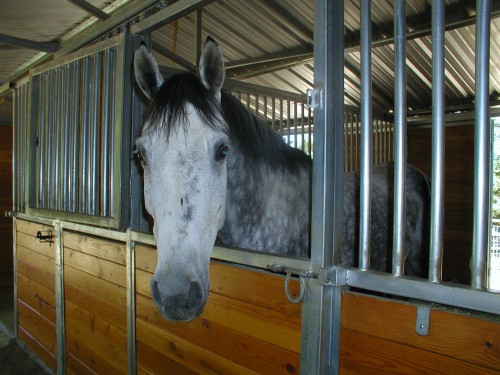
[[143, 72, 312, 175]]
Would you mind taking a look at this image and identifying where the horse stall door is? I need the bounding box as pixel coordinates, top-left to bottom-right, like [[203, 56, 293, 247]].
[[134, 244, 302, 375], [63, 232, 128, 374]]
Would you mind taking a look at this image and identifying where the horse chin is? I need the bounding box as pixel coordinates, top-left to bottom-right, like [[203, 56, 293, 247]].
[[151, 277, 207, 322]]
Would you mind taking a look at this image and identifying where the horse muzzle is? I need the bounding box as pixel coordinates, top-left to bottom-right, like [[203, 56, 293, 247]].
[[150, 276, 207, 321]]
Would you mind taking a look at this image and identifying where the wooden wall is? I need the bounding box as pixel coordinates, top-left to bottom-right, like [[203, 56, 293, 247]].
[[63, 231, 128, 374], [135, 244, 302, 375], [340, 292, 500, 374], [15, 220, 57, 371], [408, 125, 474, 283], [0, 125, 12, 287]]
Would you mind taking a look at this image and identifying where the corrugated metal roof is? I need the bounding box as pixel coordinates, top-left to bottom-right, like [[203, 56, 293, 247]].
[[1, 0, 500, 117]]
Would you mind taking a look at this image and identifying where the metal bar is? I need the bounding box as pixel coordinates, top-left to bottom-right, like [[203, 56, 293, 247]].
[[70, 61, 80, 213], [131, 0, 216, 35], [80, 57, 90, 214], [300, 0, 344, 373], [54, 220, 65, 374], [429, 0, 445, 283], [12, 217, 18, 337], [359, 0, 372, 271], [101, 49, 111, 217], [347, 269, 500, 315], [392, 0, 407, 277], [62, 64, 71, 212], [0, 33, 59, 53], [471, 0, 492, 289], [54, 67, 62, 211], [90, 53, 100, 215], [126, 230, 136, 375]]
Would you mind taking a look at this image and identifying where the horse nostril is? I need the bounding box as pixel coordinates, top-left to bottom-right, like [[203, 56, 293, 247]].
[[186, 281, 203, 310], [151, 278, 162, 304]]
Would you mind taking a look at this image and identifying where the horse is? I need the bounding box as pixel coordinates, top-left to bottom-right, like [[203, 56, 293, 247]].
[[133, 37, 430, 321]]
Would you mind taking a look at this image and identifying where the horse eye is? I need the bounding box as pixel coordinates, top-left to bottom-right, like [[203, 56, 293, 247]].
[[134, 148, 146, 165], [216, 145, 229, 161]]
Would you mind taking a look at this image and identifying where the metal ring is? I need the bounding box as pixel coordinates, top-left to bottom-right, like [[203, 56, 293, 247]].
[[285, 272, 306, 304]]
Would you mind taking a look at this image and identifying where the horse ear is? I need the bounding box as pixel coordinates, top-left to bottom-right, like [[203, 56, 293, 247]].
[[199, 36, 225, 101], [134, 42, 164, 100]]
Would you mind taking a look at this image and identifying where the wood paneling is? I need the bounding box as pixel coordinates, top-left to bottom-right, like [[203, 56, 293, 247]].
[[408, 125, 475, 283], [0, 126, 12, 287], [63, 231, 127, 374], [340, 292, 500, 374], [136, 245, 301, 374], [15, 220, 57, 373]]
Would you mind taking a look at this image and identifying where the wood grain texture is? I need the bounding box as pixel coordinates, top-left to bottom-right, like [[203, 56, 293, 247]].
[[17, 274, 56, 323], [18, 326, 57, 372], [65, 299, 127, 375], [16, 231, 55, 259], [341, 293, 500, 372], [136, 341, 198, 375], [136, 293, 300, 375], [340, 329, 499, 375], [16, 258, 55, 292], [17, 300, 56, 355], [63, 231, 126, 265], [66, 352, 98, 375]]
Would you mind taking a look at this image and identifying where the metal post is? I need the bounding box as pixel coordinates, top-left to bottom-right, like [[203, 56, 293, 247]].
[[359, 0, 372, 271], [392, 0, 407, 277], [300, 0, 344, 373], [471, 0, 491, 289], [54, 220, 66, 374], [429, 0, 445, 283], [126, 230, 136, 375]]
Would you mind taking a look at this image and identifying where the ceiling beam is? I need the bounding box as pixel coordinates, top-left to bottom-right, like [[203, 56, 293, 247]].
[[66, 0, 110, 20], [0, 34, 59, 53], [152, 41, 196, 71]]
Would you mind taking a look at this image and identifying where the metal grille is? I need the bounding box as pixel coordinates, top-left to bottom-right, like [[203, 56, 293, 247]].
[[13, 80, 29, 212], [32, 48, 117, 215]]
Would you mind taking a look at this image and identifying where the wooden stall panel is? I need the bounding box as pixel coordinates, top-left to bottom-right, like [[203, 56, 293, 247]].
[[0, 126, 12, 287], [340, 292, 500, 374], [408, 125, 474, 283], [15, 219, 57, 371], [135, 244, 301, 375], [64, 232, 127, 375]]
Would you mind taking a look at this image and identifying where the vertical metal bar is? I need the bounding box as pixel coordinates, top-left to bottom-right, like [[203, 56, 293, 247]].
[[126, 230, 136, 375], [62, 64, 71, 212], [359, 0, 372, 271], [255, 94, 260, 117], [90, 53, 100, 215], [287, 101, 291, 145], [349, 113, 354, 171], [344, 114, 348, 171], [279, 99, 284, 136], [54, 220, 66, 374], [392, 0, 407, 277], [300, 0, 344, 373], [294, 101, 298, 149], [429, 0, 445, 283], [301, 102, 305, 152], [271, 97, 276, 131], [80, 57, 90, 214], [472, 0, 492, 289], [12, 216, 18, 338], [54, 67, 62, 211], [108, 46, 117, 217], [101, 49, 111, 217], [70, 61, 80, 213]]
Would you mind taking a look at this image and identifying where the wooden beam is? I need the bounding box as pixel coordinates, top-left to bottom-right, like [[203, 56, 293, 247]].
[[0, 34, 58, 53], [66, 0, 110, 20]]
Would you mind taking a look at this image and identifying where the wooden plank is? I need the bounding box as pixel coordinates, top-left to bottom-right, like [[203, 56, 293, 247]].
[[16, 219, 53, 238], [136, 269, 301, 352], [16, 259, 55, 292], [66, 352, 98, 375], [135, 247, 301, 317], [136, 293, 300, 374], [65, 299, 127, 375], [64, 247, 127, 288], [18, 326, 57, 372], [137, 341, 198, 375], [16, 245, 55, 275], [63, 231, 126, 265], [64, 264, 127, 310], [16, 231, 55, 259], [17, 275, 56, 323], [64, 280, 127, 330], [137, 318, 259, 375], [340, 329, 499, 375], [341, 293, 500, 371], [17, 300, 56, 355]]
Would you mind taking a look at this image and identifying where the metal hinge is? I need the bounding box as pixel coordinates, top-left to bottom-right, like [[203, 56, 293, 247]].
[[306, 88, 323, 110]]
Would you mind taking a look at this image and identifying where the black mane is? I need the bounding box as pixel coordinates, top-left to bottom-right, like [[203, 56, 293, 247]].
[[144, 72, 312, 174]]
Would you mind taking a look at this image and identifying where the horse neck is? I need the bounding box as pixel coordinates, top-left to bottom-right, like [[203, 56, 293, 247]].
[[219, 149, 311, 257]]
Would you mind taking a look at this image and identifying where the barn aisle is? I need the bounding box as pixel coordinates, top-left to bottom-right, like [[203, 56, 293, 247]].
[[0, 329, 51, 375]]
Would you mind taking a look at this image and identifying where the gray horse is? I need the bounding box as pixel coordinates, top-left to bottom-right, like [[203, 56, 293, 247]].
[[134, 37, 429, 321]]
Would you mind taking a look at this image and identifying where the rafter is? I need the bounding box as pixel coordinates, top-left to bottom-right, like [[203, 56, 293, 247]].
[[0, 34, 58, 53], [66, 0, 110, 20]]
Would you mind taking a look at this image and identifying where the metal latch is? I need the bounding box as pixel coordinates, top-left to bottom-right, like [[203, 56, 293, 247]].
[[267, 264, 317, 304], [416, 304, 431, 336], [36, 229, 53, 245]]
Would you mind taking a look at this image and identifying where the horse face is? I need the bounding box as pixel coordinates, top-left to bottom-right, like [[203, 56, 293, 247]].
[[136, 110, 228, 321], [134, 38, 227, 321]]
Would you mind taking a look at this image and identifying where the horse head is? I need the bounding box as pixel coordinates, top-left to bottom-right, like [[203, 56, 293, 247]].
[[134, 38, 229, 321]]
